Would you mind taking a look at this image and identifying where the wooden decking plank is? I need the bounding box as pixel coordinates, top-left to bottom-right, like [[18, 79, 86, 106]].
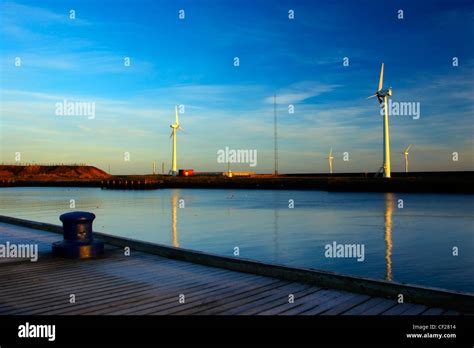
[[382, 303, 418, 315], [6, 269, 174, 315], [0, 255, 140, 277], [217, 283, 312, 315], [0, 258, 172, 299], [185, 280, 290, 315], [342, 297, 387, 315], [15, 265, 249, 315], [72, 279, 227, 315], [38, 273, 220, 316], [402, 304, 429, 315], [253, 288, 325, 315], [205, 282, 309, 315], [113, 272, 275, 315], [359, 299, 398, 315], [442, 310, 460, 315], [0, 255, 231, 295], [142, 280, 296, 316], [75, 271, 264, 315], [22, 283, 158, 315], [421, 308, 445, 315], [0, 258, 149, 293], [320, 294, 371, 315], [299, 292, 362, 315], [141, 276, 283, 315], [244, 287, 322, 315], [83, 284, 280, 314], [84, 269, 270, 315], [281, 290, 348, 315], [3, 259, 238, 313]]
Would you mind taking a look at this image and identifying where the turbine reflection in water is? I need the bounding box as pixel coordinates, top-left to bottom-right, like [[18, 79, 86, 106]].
[[171, 191, 179, 248], [384, 193, 394, 281]]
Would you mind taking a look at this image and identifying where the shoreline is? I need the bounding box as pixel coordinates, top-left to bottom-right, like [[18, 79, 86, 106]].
[[1, 172, 473, 193]]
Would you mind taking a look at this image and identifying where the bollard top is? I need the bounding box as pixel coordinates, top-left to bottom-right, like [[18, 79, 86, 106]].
[[60, 211, 96, 223]]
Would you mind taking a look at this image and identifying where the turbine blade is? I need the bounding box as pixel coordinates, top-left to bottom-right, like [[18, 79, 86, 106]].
[[329, 147, 332, 156], [178, 126, 185, 133], [175, 105, 179, 125], [378, 63, 384, 91], [367, 94, 377, 99], [170, 131, 173, 138], [405, 144, 412, 153]]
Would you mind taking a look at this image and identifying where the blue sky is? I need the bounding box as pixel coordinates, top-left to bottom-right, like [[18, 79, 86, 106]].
[[1, 0, 473, 174]]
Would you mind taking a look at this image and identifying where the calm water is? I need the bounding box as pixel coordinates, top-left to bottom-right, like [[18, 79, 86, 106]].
[[1, 187, 473, 292]]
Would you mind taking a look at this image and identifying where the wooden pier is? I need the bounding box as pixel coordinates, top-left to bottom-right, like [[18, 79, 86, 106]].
[[0, 216, 472, 315], [100, 179, 162, 190]]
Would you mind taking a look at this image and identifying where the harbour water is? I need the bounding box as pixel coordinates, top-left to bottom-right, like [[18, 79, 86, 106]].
[[1, 187, 473, 292]]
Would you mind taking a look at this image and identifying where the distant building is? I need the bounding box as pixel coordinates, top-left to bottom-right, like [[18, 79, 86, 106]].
[[178, 169, 194, 176]]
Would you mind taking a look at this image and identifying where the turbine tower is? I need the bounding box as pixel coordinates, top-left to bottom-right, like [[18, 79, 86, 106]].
[[403, 144, 412, 173], [170, 105, 183, 176], [368, 63, 392, 178], [326, 148, 334, 174]]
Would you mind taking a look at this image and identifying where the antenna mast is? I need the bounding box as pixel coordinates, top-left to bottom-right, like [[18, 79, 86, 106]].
[[274, 94, 279, 176]]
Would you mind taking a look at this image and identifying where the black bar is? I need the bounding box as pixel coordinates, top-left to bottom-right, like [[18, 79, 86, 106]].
[[0, 315, 472, 347]]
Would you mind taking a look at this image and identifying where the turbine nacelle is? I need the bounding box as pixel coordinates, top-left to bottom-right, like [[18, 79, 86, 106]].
[[378, 88, 392, 98], [368, 87, 393, 104], [326, 147, 334, 160], [403, 144, 412, 156], [367, 63, 393, 103]]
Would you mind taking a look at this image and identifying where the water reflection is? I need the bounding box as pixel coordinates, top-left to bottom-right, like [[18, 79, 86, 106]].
[[171, 191, 179, 247], [273, 192, 280, 260], [0, 188, 472, 291], [385, 193, 394, 281]]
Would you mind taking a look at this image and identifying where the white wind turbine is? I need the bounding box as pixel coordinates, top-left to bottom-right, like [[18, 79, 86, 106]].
[[403, 144, 412, 173], [368, 63, 392, 178], [170, 105, 184, 176], [326, 148, 334, 174]]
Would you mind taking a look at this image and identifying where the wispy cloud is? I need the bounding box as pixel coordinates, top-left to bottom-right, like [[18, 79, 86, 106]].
[[264, 81, 341, 104], [1, 1, 91, 27]]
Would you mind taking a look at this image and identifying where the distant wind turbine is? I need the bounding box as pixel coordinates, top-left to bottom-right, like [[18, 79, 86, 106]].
[[368, 63, 393, 178], [170, 105, 184, 176], [326, 148, 334, 174], [403, 144, 412, 173]]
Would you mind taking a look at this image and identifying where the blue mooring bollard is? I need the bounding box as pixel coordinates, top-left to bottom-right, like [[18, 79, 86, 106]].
[[52, 211, 104, 259]]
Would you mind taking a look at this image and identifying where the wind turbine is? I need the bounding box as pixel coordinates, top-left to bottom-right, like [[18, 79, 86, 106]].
[[170, 105, 183, 176], [368, 63, 392, 178], [326, 148, 334, 174], [403, 144, 412, 173]]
